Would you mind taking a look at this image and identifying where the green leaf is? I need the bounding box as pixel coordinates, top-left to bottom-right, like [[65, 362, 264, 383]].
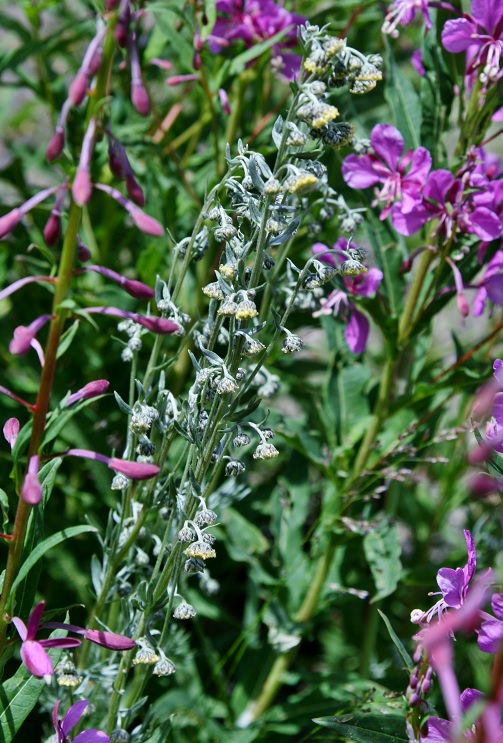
[[383, 37, 421, 150], [56, 320, 80, 359], [363, 520, 402, 603], [313, 714, 408, 741], [10, 525, 98, 597], [377, 609, 414, 672]]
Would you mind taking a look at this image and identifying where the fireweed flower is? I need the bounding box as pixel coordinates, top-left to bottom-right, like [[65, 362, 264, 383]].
[[477, 592, 503, 653], [21, 455, 43, 505], [391, 169, 503, 239], [342, 124, 432, 220], [442, 0, 503, 85], [313, 239, 383, 354], [66, 379, 110, 407], [11, 602, 81, 683], [52, 700, 109, 743], [65, 448, 161, 480], [0, 185, 62, 239], [208, 0, 306, 80], [3, 417, 20, 449], [84, 306, 179, 334], [382, 0, 432, 38], [12, 601, 135, 684], [411, 530, 477, 624], [9, 314, 52, 357], [473, 249, 503, 316], [419, 688, 503, 742], [94, 183, 164, 236], [78, 265, 154, 299]]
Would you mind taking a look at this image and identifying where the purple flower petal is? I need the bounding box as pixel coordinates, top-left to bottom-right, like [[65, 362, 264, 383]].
[[494, 359, 503, 389], [74, 731, 110, 743], [436, 567, 465, 607], [468, 207, 503, 241], [460, 687, 485, 711], [370, 124, 404, 171], [463, 529, 477, 584], [492, 392, 503, 425], [20, 640, 54, 680], [83, 628, 136, 650], [60, 700, 89, 738], [407, 147, 432, 184], [353, 267, 383, 297], [391, 203, 429, 235], [478, 618, 503, 653], [491, 593, 503, 619], [342, 154, 381, 189], [424, 170, 455, 202], [442, 18, 478, 53], [26, 601, 45, 640], [472, 0, 503, 31], [420, 716, 454, 742], [485, 273, 503, 304], [345, 308, 369, 354], [108, 458, 160, 480]]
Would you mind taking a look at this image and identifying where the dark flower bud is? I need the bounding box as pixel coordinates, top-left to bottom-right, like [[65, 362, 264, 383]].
[[106, 0, 121, 8], [78, 238, 91, 262], [46, 126, 66, 163], [114, 5, 131, 48], [108, 138, 126, 179], [69, 70, 89, 106], [126, 174, 145, 207], [43, 211, 62, 247]]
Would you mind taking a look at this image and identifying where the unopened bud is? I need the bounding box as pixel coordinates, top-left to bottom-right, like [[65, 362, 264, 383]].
[[126, 174, 145, 207], [46, 127, 65, 162], [69, 70, 89, 106], [43, 211, 61, 247], [131, 80, 150, 116], [72, 168, 92, 206]]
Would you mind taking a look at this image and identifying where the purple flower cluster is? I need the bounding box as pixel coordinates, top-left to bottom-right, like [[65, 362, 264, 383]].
[[209, 0, 306, 79], [408, 530, 503, 741]]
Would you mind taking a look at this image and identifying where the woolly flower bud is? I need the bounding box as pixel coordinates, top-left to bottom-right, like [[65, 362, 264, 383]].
[[217, 299, 238, 317], [219, 263, 236, 280], [184, 557, 206, 573], [286, 126, 308, 147], [264, 178, 283, 195], [340, 259, 367, 276], [178, 527, 197, 543], [57, 671, 83, 688], [242, 337, 265, 356], [202, 282, 224, 300], [111, 473, 130, 490], [262, 428, 275, 439], [130, 405, 159, 434], [215, 376, 238, 395], [235, 299, 258, 320], [153, 656, 176, 677], [282, 334, 304, 353], [214, 224, 237, 241], [253, 443, 279, 460], [173, 601, 197, 620], [133, 643, 159, 666], [194, 508, 217, 526], [225, 460, 246, 476], [233, 433, 251, 447], [324, 37, 345, 57], [185, 541, 217, 560], [298, 102, 339, 129], [110, 731, 130, 743], [285, 173, 318, 195]]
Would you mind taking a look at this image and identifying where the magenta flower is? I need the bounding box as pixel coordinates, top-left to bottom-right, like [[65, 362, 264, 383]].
[[485, 358, 503, 453], [65, 448, 160, 480], [342, 124, 431, 220], [21, 455, 43, 506], [209, 0, 305, 80], [382, 0, 432, 37], [11, 601, 135, 684], [66, 379, 110, 407], [391, 169, 502, 240], [52, 700, 109, 743], [84, 306, 179, 334], [477, 592, 503, 653], [312, 239, 383, 354], [94, 183, 164, 236], [79, 265, 154, 299], [473, 249, 503, 316], [0, 186, 62, 239], [442, 0, 503, 85], [9, 315, 52, 356], [11, 602, 81, 684], [412, 530, 477, 624], [3, 418, 20, 449], [419, 688, 503, 741]]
